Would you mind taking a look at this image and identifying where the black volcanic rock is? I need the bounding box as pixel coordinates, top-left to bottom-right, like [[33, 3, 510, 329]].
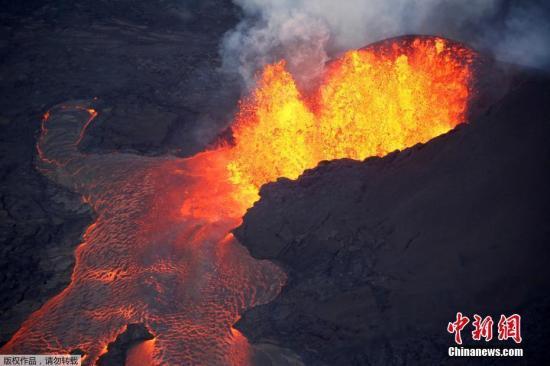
[[0, 0, 241, 157], [96, 323, 154, 366], [234, 72, 550, 365], [0, 111, 93, 346]]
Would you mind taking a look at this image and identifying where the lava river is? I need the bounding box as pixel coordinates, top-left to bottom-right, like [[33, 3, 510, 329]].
[[1, 36, 475, 365]]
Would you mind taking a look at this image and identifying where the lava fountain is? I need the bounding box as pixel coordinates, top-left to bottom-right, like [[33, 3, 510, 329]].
[[228, 36, 474, 205], [1, 36, 475, 365]]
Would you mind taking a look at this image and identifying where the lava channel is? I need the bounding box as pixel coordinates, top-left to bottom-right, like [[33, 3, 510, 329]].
[[1, 36, 475, 365]]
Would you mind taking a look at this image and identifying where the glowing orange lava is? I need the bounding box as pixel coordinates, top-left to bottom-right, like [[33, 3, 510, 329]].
[[1, 36, 475, 365], [227, 36, 474, 206]]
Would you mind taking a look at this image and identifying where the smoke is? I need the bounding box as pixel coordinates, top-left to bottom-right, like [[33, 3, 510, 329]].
[[488, 1, 550, 71], [221, 0, 550, 89]]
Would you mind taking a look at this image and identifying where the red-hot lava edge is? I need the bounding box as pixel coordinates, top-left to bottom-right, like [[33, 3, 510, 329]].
[[6, 103, 287, 365], [1, 36, 477, 365]]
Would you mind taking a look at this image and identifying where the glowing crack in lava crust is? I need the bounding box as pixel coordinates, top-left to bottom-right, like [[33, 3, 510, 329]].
[[1, 36, 475, 365]]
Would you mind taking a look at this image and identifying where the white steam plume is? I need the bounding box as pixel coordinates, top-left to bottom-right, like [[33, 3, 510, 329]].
[[221, 0, 550, 89]]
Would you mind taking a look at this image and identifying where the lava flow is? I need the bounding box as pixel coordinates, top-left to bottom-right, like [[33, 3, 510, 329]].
[[1, 36, 475, 365]]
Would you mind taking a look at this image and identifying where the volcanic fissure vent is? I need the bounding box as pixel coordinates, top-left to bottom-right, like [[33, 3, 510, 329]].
[[2, 36, 477, 365]]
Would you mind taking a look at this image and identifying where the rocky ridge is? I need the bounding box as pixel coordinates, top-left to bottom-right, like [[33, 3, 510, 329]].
[[235, 70, 550, 365]]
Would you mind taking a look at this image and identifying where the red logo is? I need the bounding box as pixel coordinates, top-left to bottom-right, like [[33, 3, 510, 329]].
[[447, 312, 470, 344], [498, 314, 522, 344], [472, 314, 494, 341], [447, 313, 522, 344]]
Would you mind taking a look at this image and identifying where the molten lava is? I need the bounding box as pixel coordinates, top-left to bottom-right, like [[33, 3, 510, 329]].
[[227, 37, 474, 205], [1, 36, 475, 365]]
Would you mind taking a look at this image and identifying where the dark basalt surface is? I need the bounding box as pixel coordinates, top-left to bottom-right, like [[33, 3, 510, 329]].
[[0, 129, 93, 345], [1, 0, 241, 157], [234, 72, 550, 365], [96, 323, 154, 366], [0, 0, 240, 346]]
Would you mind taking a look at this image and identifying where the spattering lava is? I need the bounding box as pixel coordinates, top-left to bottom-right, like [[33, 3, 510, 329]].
[[228, 36, 474, 205], [1, 37, 474, 365]]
